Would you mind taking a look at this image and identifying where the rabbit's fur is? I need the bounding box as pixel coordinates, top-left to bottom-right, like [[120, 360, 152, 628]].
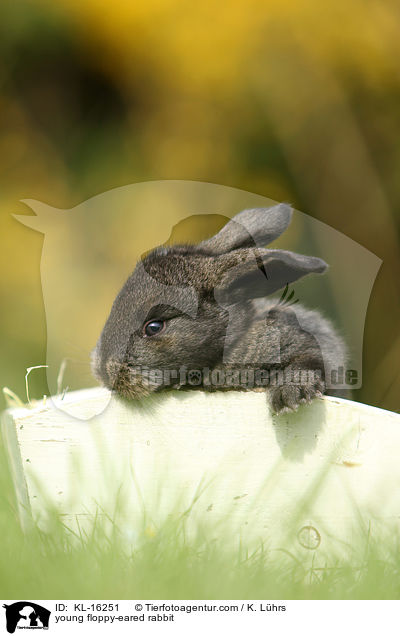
[[92, 204, 347, 413]]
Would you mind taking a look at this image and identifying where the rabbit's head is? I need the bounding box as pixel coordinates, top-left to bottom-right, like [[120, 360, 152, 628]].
[[91, 203, 327, 398]]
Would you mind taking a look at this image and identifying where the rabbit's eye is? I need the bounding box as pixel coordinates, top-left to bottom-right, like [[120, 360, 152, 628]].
[[143, 320, 166, 337]]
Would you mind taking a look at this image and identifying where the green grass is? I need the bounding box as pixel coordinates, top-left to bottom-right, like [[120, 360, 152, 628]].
[[1, 429, 400, 601], [1, 378, 399, 600]]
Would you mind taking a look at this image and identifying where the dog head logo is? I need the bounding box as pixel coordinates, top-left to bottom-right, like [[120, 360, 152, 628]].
[[14, 181, 381, 419], [2, 602, 50, 633]]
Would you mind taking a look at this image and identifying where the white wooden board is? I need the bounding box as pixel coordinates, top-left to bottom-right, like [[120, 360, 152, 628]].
[[2, 388, 400, 562]]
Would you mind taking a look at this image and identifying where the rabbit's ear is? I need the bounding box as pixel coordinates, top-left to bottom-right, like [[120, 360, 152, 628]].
[[215, 248, 327, 302], [198, 203, 292, 254]]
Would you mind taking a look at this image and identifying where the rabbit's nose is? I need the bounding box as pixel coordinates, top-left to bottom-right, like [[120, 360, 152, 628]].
[[105, 358, 124, 385], [105, 358, 138, 396]]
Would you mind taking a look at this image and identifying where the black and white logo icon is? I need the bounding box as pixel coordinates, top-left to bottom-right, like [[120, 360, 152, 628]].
[[2, 602, 50, 633]]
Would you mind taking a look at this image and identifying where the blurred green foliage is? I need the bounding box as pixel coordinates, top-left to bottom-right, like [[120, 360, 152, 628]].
[[0, 0, 399, 410]]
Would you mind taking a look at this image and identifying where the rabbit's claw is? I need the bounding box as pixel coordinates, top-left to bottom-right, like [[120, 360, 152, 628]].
[[269, 377, 325, 414]]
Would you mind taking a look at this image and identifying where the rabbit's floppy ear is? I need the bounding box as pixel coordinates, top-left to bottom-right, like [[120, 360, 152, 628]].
[[198, 203, 293, 254], [214, 248, 327, 302]]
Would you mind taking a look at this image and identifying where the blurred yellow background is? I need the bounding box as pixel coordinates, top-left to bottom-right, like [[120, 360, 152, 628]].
[[1, 0, 399, 410]]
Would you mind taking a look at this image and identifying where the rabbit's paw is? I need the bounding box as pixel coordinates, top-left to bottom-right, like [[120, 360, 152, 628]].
[[269, 378, 325, 414]]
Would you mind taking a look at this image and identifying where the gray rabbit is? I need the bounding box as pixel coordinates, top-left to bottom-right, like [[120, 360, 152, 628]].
[[91, 204, 347, 413]]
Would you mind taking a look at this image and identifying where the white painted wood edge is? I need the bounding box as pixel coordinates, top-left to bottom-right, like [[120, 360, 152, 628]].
[[2, 388, 400, 558]]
